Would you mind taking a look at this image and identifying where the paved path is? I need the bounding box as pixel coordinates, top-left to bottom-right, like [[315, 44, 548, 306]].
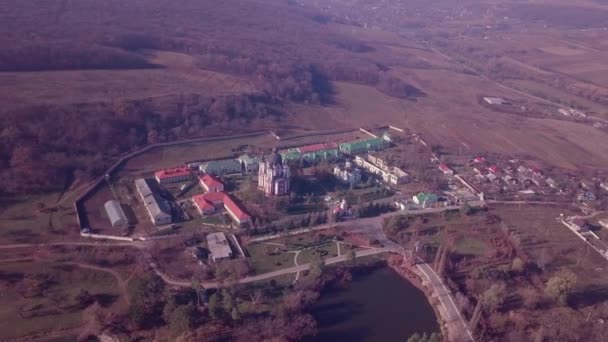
[[148, 247, 391, 288], [416, 263, 475, 342]]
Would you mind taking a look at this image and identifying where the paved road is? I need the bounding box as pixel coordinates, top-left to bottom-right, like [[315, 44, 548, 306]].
[[417, 262, 475, 342]]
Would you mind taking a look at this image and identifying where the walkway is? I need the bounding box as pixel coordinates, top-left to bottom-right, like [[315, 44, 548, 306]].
[[416, 263, 475, 342], [147, 247, 391, 288]]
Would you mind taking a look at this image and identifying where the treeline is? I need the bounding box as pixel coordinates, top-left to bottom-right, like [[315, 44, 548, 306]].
[[0, 92, 280, 195], [198, 55, 334, 105], [0, 44, 158, 71]]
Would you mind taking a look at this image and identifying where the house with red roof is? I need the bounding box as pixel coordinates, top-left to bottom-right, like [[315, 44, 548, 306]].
[[488, 165, 502, 174], [438, 163, 454, 175], [200, 174, 224, 193], [155, 166, 193, 184], [473, 156, 486, 164]]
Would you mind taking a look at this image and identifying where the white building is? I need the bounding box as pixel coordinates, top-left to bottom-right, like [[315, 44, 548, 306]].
[[333, 165, 362, 186], [354, 155, 408, 185], [135, 178, 172, 226], [258, 148, 291, 196], [483, 97, 506, 105], [207, 232, 233, 262], [104, 200, 127, 227]]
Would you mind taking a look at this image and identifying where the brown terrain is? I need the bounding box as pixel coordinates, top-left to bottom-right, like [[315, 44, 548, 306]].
[[1, 0, 608, 341], [1, 0, 608, 199]]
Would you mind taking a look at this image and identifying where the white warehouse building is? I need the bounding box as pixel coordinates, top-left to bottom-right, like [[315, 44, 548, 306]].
[[104, 200, 127, 227]]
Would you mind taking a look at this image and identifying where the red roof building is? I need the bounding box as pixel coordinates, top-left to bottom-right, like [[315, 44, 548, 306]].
[[192, 191, 251, 226], [438, 163, 454, 175], [488, 165, 502, 174], [155, 166, 193, 184], [223, 195, 251, 224], [200, 174, 224, 192], [473, 156, 486, 164]]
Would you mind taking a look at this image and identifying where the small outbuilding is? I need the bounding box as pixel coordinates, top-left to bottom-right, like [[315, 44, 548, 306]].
[[104, 200, 127, 227]]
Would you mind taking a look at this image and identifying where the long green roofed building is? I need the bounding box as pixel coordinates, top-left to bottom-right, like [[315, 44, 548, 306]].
[[339, 137, 386, 155]]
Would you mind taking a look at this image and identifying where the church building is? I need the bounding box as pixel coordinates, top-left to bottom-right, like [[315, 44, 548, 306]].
[[258, 148, 291, 196]]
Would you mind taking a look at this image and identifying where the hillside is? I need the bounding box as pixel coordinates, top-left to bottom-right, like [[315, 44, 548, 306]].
[[1, 0, 608, 196]]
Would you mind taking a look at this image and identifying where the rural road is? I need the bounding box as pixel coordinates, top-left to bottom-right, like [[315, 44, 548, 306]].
[[417, 262, 475, 342]]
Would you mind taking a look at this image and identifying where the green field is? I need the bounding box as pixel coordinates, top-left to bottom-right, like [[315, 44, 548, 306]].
[[246, 243, 295, 274], [296, 243, 339, 264]]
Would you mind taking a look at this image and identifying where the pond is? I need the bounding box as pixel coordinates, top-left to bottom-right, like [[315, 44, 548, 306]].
[[308, 266, 439, 342]]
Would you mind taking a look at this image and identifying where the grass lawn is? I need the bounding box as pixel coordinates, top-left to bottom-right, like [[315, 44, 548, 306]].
[[200, 215, 227, 226], [246, 243, 295, 274], [0, 191, 80, 244], [0, 261, 122, 341], [278, 232, 337, 249], [296, 243, 339, 264], [454, 237, 488, 256]]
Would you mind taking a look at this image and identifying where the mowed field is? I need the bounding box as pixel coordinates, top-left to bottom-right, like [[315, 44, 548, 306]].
[[0, 51, 255, 109]]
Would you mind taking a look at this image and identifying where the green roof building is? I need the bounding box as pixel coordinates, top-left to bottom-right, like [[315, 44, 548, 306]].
[[339, 137, 386, 155], [412, 192, 438, 208], [199, 159, 242, 175], [280, 150, 302, 161], [238, 154, 260, 173], [301, 148, 340, 161]]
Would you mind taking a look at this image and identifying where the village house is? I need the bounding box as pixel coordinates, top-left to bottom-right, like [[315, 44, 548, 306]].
[[154, 166, 193, 184], [438, 163, 454, 175], [545, 177, 558, 189], [413, 192, 438, 208], [488, 165, 501, 174], [207, 232, 233, 262], [599, 219, 608, 229], [473, 156, 486, 164], [601, 182, 608, 192], [516, 165, 528, 174]]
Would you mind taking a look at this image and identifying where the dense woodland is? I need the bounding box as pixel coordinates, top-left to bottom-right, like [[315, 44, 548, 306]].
[[0, 0, 428, 196]]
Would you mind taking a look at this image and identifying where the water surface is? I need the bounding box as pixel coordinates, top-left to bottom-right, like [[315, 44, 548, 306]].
[[309, 266, 439, 342]]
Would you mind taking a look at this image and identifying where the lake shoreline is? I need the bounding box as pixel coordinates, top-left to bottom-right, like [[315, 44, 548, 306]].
[[309, 259, 440, 342], [387, 256, 450, 341]]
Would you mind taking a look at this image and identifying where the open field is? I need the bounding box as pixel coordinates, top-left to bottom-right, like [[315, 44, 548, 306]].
[[0, 52, 255, 110]]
